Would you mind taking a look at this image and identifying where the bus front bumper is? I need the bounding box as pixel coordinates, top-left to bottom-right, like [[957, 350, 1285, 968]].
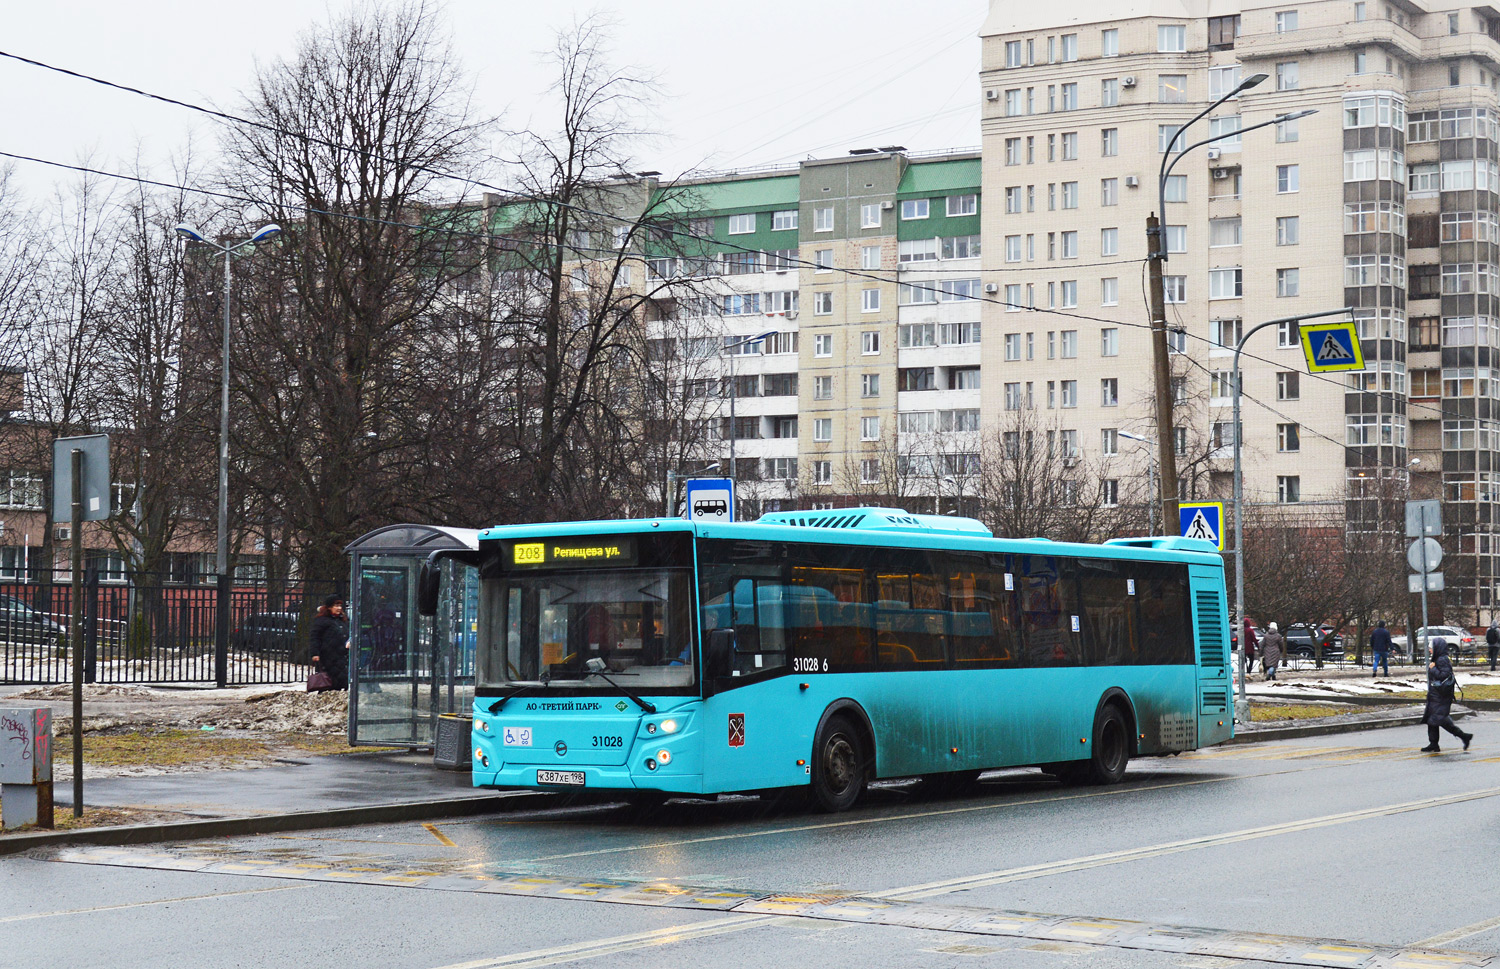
[[475, 765, 704, 794]]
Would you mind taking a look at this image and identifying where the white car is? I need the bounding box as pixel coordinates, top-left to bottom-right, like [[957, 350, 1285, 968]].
[[1390, 625, 1476, 657]]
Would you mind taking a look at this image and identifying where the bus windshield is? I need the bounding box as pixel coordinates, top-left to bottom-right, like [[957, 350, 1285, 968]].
[[479, 568, 695, 690]]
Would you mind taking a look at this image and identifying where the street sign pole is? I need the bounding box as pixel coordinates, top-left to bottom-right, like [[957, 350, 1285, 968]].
[[69, 448, 82, 819], [1418, 505, 1433, 666]]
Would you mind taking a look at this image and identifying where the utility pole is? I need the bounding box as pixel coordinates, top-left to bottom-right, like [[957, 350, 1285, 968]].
[[1145, 212, 1178, 531]]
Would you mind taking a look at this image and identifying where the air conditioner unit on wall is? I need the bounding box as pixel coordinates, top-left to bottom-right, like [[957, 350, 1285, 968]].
[[1124, 175, 1140, 188], [881, 200, 895, 210], [54, 525, 70, 542], [985, 89, 999, 101], [1121, 76, 1137, 88], [984, 283, 1000, 294], [1213, 168, 1230, 180], [1206, 147, 1221, 160], [1062, 457, 1079, 468]]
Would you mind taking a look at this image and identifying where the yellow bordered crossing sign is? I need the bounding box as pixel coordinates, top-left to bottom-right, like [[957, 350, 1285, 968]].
[[1298, 320, 1365, 373], [1179, 501, 1224, 550]]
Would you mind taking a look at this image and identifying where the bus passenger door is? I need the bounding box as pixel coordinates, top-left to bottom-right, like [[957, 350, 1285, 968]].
[[1188, 566, 1232, 746]]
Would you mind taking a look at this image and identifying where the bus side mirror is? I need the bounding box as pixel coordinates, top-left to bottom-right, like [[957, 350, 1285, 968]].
[[417, 556, 442, 617], [705, 628, 735, 692]]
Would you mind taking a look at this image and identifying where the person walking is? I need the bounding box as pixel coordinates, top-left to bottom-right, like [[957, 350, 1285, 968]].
[[1370, 620, 1391, 678], [1420, 638, 1472, 752], [310, 595, 350, 691], [1487, 620, 1499, 672], [1260, 622, 1284, 681], [1242, 617, 1258, 678]]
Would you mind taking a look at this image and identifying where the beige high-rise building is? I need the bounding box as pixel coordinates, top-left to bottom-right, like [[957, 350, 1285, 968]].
[[980, 0, 1500, 618]]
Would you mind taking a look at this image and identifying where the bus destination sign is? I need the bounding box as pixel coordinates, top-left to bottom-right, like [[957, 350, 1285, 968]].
[[509, 537, 638, 569]]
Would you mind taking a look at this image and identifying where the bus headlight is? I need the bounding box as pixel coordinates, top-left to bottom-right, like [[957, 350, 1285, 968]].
[[477, 720, 489, 733], [660, 719, 679, 734], [645, 758, 658, 771], [646, 722, 657, 734], [474, 748, 489, 768], [656, 749, 672, 765]]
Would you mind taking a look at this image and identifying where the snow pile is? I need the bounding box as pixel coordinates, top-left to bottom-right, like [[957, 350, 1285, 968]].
[[9, 684, 155, 700], [208, 689, 348, 734]]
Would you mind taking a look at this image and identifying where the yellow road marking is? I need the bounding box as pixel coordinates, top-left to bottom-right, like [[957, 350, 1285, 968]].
[[425, 915, 782, 969], [423, 823, 457, 847], [0, 884, 301, 923]]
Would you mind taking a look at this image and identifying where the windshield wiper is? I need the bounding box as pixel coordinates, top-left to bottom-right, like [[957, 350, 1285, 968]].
[[487, 677, 548, 713], [585, 658, 657, 713]]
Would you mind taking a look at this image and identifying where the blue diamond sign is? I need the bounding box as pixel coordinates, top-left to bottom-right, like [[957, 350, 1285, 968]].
[[1179, 502, 1224, 550], [1298, 321, 1365, 373]]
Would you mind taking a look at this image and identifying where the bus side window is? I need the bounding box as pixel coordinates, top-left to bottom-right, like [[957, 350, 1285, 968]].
[[1077, 559, 1137, 666], [947, 568, 1013, 666]]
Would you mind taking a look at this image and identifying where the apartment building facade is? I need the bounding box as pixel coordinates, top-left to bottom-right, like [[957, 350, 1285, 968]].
[[979, 0, 1500, 618]]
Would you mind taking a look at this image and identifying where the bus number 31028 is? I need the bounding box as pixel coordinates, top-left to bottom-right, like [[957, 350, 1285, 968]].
[[793, 658, 828, 673]]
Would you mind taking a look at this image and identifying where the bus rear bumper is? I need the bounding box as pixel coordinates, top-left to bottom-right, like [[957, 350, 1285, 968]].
[[475, 765, 705, 794]]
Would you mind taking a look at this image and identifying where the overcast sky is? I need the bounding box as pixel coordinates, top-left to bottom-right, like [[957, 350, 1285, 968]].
[[0, 1, 985, 201]]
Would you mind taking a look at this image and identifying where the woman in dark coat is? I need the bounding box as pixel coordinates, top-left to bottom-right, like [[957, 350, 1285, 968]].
[[309, 596, 350, 691], [1421, 638, 1472, 752]]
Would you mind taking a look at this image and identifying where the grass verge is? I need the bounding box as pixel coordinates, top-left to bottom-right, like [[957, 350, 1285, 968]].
[[1250, 703, 1351, 722]]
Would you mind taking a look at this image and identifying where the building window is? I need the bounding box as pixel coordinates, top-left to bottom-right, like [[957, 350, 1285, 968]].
[[1208, 65, 1242, 98], [1209, 217, 1241, 246], [946, 194, 977, 216], [1102, 428, 1118, 456], [860, 203, 881, 228], [1101, 27, 1118, 56], [1101, 378, 1119, 406], [1101, 479, 1119, 507], [1209, 267, 1243, 299], [1059, 231, 1078, 258], [1275, 10, 1298, 33], [1354, 2, 1365, 20], [899, 238, 939, 263], [1158, 24, 1186, 52], [1101, 277, 1119, 305], [813, 460, 832, 485], [814, 375, 833, 399], [1101, 128, 1119, 158], [900, 367, 936, 391], [727, 213, 756, 235], [1278, 476, 1300, 503], [1277, 371, 1299, 400], [1005, 40, 1023, 67], [1278, 423, 1300, 452], [1163, 175, 1187, 201], [1277, 268, 1300, 297], [1101, 328, 1119, 356], [815, 248, 833, 271], [1005, 333, 1022, 360], [1164, 224, 1187, 253], [1159, 74, 1188, 103], [900, 322, 936, 347], [1277, 321, 1299, 347], [861, 416, 880, 441], [1275, 61, 1299, 90], [1207, 114, 1241, 150], [1164, 276, 1186, 303], [1005, 137, 1022, 165], [1451, 63, 1462, 86], [949, 367, 981, 390], [1057, 380, 1078, 408], [1005, 89, 1023, 116], [860, 459, 880, 484], [1060, 132, 1078, 161], [862, 288, 881, 313], [861, 245, 881, 270], [814, 291, 833, 315], [1101, 178, 1119, 206], [813, 418, 832, 442], [1211, 318, 1242, 348], [1058, 330, 1078, 358], [861, 331, 880, 355], [861, 373, 880, 398], [1005, 235, 1022, 263], [1101, 78, 1119, 107], [1208, 14, 1240, 49], [1101, 227, 1119, 256], [1276, 216, 1299, 246], [814, 206, 834, 231], [1277, 165, 1299, 193], [1277, 116, 1300, 142], [900, 199, 929, 220], [1059, 33, 1078, 61], [772, 209, 797, 230], [1005, 284, 1022, 311], [1159, 124, 1183, 153], [1060, 83, 1078, 110], [814, 333, 833, 357], [1060, 182, 1079, 209]]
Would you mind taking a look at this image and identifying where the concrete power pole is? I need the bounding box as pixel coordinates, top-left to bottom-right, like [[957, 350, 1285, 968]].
[[1145, 212, 1179, 532]]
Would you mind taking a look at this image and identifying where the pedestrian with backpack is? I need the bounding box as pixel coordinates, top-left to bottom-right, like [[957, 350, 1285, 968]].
[[1486, 620, 1498, 672]]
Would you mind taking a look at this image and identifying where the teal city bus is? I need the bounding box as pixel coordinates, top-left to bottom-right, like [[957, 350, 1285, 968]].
[[425, 507, 1233, 812]]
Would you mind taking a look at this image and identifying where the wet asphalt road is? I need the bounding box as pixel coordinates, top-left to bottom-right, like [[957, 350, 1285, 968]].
[[6, 716, 1500, 969]]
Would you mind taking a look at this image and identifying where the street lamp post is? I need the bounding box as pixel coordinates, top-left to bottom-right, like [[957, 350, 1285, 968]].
[[1146, 67, 1312, 530], [664, 462, 721, 517], [722, 330, 777, 484], [1117, 430, 1157, 535], [173, 223, 282, 578], [1230, 306, 1353, 718]]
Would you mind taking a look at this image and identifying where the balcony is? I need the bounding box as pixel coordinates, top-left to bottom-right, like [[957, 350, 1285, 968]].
[[1237, 20, 1420, 61]]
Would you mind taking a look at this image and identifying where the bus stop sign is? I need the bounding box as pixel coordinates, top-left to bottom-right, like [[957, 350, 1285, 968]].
[[685, 478, 735, 522], [51, 433, 110, 522]]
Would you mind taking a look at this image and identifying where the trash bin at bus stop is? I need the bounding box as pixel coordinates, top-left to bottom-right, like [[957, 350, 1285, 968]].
[[433, 713, 473, 771]]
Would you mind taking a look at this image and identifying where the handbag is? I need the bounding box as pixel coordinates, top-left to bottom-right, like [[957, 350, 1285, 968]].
[[307, 670, 334, 692]]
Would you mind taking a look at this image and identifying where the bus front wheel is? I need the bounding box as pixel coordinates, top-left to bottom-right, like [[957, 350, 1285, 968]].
[[811, 714, 866, 812]]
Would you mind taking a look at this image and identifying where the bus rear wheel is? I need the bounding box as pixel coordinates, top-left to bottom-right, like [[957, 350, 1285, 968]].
[[811, 714, 866, 812], [1047, 704, 1130, 786]]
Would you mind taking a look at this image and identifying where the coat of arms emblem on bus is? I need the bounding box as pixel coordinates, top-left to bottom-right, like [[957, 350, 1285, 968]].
[[728, 713, 745, 747]]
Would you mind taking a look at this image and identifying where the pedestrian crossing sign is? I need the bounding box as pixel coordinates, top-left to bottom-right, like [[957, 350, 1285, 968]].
[[1298, 321, 1365, 373], [1179, 502, 1224, 550]]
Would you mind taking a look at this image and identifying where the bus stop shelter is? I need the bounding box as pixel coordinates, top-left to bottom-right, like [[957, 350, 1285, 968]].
[[344, 524, 480, 748]]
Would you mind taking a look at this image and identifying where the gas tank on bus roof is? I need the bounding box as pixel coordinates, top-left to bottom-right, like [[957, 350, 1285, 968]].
[[755, 507, 992, 536]]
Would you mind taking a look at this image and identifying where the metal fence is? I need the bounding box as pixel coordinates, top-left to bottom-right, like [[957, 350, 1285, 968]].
[[0, 569, 337, 686]]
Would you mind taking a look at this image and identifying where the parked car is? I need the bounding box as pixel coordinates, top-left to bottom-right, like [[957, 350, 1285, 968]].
[[0, 594, 66, 647], [1283, 623, 1346, 660], [1391, 625, 1475, 657], [231, 611, 304, 661]]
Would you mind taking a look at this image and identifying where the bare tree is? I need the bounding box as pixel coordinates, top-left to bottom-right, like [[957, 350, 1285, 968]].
[[213, 0, 490, 583]]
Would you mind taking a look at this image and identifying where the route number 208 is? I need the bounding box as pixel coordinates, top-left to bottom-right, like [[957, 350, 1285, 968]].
[[792, 657, 828, 672]]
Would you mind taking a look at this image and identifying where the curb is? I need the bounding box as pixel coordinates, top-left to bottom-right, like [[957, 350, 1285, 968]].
[[1230, 706, 1476, 744], [1254, 692, 1500, 711], [0, 789, 556, 857]]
